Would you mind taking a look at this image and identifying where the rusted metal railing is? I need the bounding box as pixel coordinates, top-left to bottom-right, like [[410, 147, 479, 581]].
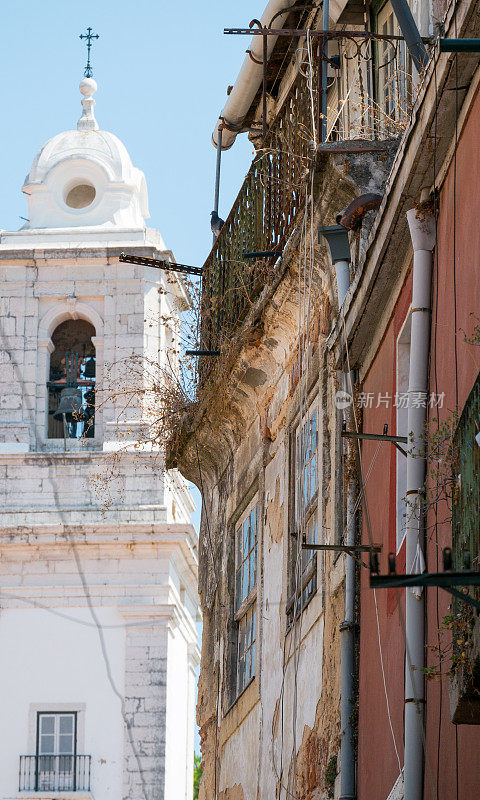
[[199, 34, 413, 373], [200, 70, 317, 363]]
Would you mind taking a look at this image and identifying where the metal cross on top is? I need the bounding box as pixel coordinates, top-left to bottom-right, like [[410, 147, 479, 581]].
[[79, 27, 99, 78]]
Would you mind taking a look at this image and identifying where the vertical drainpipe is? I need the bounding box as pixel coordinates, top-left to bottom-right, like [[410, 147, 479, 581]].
[[213, 125, 223, 246], [319, 225, 356, 800], [404, 208, 435, 800]]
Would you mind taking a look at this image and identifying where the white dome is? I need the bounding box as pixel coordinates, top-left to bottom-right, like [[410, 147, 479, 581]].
[[21, 80, 149, 231], [26, 129, 141, 186]]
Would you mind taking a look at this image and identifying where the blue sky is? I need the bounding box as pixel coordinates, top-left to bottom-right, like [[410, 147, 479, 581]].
[[1, 0, 264, 756], [0, 1, 260, 266]]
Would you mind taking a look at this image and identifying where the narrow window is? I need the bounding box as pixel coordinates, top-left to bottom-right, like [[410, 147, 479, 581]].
[[288, 403, 319, 621], [374, 1, 412, 132], [396, 313, 411, 551], [47, 320, 96, 439], [233, 500, 258, 697]]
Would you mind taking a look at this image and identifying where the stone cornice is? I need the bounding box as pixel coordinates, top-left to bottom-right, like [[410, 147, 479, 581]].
[[0, 243, 167, 262], [119, 600, 198, 642]]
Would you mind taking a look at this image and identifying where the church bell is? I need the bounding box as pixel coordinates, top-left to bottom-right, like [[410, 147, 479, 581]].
[[83, 355, 96, 379], [53, 387, 83, 423]]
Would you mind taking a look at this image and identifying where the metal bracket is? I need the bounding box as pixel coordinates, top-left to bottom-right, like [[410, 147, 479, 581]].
[[242, 250, 284, 259], [119, 253, 202, 277], [224, 28, 415, 42], [185, 350, 220, 357], [342, 422, 408, 457], [302, 543, 381, 553], [370, 547, 480, 611]]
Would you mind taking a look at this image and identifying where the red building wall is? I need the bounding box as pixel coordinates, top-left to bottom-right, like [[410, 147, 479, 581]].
[[357, 84, 480, 799]]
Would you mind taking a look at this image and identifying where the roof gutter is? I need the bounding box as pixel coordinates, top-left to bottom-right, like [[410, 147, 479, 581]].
[[212, 0, 293, 151]]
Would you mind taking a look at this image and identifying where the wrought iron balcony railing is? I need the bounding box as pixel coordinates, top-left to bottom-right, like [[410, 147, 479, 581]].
[[19, 754, 91, 793], [199, 31, 413, 374]]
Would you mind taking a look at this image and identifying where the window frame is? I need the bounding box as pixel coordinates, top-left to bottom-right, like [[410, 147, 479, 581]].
[[35, 711, 78, 792], [36, 711, 77, 757], [231, 494, 259, 702], [373, 0, 412, 130], [287, 397, 320, 622]]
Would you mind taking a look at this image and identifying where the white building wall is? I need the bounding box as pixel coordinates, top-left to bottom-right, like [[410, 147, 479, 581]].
[[0, 606, 125, 800], [0, 532, 198, 800]]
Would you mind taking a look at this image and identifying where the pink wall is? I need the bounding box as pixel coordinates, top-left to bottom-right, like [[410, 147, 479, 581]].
[[357, 81, 480, 799]]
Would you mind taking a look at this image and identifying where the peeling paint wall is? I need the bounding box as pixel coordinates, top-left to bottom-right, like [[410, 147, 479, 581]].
[[173, 141, 394, 800]]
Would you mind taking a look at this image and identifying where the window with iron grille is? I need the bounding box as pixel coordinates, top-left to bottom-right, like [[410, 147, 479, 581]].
[[18, 711, 91, 793], [233, 499, 258, 698], [288, 403, 319, 621], [37, 713, 76, 791]]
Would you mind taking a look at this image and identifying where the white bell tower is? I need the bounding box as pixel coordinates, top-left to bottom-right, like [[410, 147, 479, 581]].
[[0, 76, 199, 800]]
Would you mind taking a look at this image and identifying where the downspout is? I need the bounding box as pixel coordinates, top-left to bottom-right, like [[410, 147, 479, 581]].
[[319, 224, 356, 800], [404, 208, 435, 800], [212, 0, 292, 150]]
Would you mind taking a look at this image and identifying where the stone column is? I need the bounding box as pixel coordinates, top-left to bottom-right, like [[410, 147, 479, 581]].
[[91, 335, 104, 443], [119, 606, 172, 800], [36, 337, 54, 445]]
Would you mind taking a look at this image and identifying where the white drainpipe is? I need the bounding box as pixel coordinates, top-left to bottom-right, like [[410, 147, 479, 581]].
[[212, 0, 293, 150], [404, 208, 435, 800]]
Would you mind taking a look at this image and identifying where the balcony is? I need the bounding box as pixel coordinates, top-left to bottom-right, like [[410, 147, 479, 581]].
[[19, 755, 91, 793], [451, 373, 480, 723], [200, 30, 411, 367]]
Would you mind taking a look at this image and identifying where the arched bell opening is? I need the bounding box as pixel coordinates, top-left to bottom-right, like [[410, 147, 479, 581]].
[[47, 319, 96, 439]]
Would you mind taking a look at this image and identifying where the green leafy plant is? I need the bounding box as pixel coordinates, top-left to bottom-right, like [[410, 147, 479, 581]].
[[422, 611, 475, 680], [193, 753, 203, 800], [325, 754, 338, 799]]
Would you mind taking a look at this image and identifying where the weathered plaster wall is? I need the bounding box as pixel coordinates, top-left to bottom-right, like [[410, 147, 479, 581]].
[[169, 139, 397, 800]]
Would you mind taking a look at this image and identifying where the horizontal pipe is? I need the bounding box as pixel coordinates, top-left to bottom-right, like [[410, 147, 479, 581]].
[[212, 0, 293, 150], [439, 38, 480, 53]]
